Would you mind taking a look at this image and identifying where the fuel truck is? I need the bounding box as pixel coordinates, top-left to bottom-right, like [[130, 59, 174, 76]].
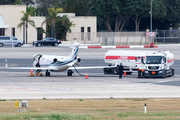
[[103, 50, 174, 78]]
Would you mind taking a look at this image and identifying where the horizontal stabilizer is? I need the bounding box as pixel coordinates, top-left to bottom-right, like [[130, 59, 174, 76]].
[[75, 62, 81, 66]]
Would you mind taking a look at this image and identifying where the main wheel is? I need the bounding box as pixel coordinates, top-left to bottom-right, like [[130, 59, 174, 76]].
[[67, 70, 73, 76], [46, 71, 50, 76], [0, 43, 3, 47]]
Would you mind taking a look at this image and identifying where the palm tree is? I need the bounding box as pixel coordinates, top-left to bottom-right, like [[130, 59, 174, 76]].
[[42, 7, 63, 38], [17, 11, 35, 44]]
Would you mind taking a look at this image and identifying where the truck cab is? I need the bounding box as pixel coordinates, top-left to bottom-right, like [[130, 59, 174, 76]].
[[138, 51, 174, 78]]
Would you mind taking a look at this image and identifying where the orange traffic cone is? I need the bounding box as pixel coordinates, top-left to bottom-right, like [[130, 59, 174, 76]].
[[124, 71, 126, 76], [85, 73, 88, 79], [29, 69, 34, 76]]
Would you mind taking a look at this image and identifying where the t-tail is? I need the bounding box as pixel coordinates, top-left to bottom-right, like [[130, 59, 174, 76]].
[[70, 42, 80, 59]]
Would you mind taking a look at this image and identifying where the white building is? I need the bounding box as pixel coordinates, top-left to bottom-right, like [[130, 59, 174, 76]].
[[0, 5, 46, 43], [0, 5, 96, 44], [58, 13, 97, 42]]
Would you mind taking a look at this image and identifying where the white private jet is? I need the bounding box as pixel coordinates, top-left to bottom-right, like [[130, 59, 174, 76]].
[[5, 42, 108, 76]]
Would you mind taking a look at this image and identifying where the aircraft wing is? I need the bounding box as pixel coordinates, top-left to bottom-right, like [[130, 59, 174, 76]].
[[67, 60, 78, 67], [68, 66, 110, 70], [5, 64, 49, 70], [6, 67, 49, 70]]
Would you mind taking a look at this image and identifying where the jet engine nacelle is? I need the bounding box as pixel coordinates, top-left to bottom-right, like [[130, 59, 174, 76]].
[[77, 57, 81, 62], [53, 58, 58, 62]]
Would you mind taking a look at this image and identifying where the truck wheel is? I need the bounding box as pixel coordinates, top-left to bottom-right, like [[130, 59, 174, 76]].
[[113, 67, 119, 75], [163, 72, 167, 78], [172, 69, 174, 76], [168, 69, 174, 77], [0, 43, 3, 47]]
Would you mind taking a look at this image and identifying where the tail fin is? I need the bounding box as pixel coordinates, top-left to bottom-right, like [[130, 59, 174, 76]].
[[70, 42, 80, 59]]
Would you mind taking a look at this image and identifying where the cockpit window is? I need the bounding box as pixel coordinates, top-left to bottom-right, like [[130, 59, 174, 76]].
[[146, 56, 162, 64]]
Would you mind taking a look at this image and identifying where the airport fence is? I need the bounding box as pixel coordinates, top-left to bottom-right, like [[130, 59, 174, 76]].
[[68, 32, 154, 45], [155, 30, 180, 44]]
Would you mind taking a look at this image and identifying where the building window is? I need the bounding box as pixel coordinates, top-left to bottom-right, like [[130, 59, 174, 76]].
[[87, 27, 91, 40], [12, 28, 15, 36], [81, 27, 84, 41], [81, 27, 84, 32], [37, 27, 43, 40], [87, 27, 91, 32], [0, 28, 5, 36]]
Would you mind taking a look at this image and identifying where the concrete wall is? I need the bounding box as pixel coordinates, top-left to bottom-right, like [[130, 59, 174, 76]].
[[69, 32, 150, 45]]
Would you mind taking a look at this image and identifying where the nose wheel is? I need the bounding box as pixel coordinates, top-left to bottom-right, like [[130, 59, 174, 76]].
[[46, 70, 50, 76], [67, 70, 73, 76]]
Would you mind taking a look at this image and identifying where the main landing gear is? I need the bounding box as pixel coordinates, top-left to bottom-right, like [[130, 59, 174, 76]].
[[67, 70, 73, 76], [45, 70, 50, 76]]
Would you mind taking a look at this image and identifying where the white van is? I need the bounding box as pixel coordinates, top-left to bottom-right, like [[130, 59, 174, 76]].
[[0, 36, 23, 47]]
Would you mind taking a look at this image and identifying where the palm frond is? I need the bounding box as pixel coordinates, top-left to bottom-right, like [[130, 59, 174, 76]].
[[27, 20, 35, 27], [17, 22, 25, 29]]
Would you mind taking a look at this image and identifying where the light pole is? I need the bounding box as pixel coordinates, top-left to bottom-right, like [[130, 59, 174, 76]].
[[150, 0, 153, 43]]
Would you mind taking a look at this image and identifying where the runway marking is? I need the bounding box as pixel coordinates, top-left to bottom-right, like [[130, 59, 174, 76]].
[[0, 85, 72, 92], [145, 79, 180, 84], [0, 86, 41, 91]]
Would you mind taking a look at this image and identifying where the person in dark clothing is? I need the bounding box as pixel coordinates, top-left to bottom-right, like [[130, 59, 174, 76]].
[[138, 69, 142, 78], [138, 69, 145, 78], [119, 63, 124, 79], [34, 55, 42, 73]]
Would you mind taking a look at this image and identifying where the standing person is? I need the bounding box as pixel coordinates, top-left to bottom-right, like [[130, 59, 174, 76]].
[[34, 55, 42, 73], [119, 63, 124, 79], [138, 69, 141, 78]]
